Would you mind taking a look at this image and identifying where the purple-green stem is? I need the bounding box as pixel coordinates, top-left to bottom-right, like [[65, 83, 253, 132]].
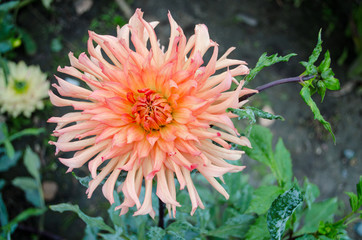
[[239, 75, 315, 101]]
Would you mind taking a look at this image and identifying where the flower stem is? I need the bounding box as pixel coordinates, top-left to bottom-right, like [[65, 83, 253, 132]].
[[158, 198, 165, 229], [239, 75, 315, 101]]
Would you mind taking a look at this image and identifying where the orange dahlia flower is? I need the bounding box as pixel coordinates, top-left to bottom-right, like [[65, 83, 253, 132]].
[[49, 9, 255, 218]]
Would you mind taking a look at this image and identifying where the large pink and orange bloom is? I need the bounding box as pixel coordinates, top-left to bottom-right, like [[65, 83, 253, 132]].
[[49, 9, 256, 218]]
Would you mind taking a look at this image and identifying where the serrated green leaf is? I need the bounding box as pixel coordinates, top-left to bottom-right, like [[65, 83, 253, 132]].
[[318, 51, 331, 73], [0, 148, 21, 172], [345, 192, 359, 212], [245, 215, 270, 240], [248, 106, 284, 121], [166, 220, 195, 239], [300, 85, 335, 143], [274, 138, 292, 188], [323, 77, 340, 91], [72, 172, 92, 188], [296, 198, 338, 235], [24, 147, 40, 182], [206, 214, 254, 238], [147, 227, 165, 240], [224, 173, 253, 213], [308, 29, 323, 66], [317, 80, 326, 102], [247, 185, 283, 215], [242, 125, 273, 165], [321, 68, 335, 81], [227, 107, 257, 124], [267, 187, 303, 240], [245, 52, 297, 84], [303, 178, 320, 209], [50, 203, 115, 233], [229, 107, 284, 125]]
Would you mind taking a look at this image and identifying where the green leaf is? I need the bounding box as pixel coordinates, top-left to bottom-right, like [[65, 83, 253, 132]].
[[356, 176, 362, 206], [0, 148, 21, 172], [50, 38, 63, 52], [83, 225, 99, 240], [0, 1, 19, 12], [245, 52, 297, 84], [248, 106, 284, 121], [166, 220, 195, 239], [0, 193, 8, 227], [8, 127, 45, 142], [300, 85, 335, 143], [0, 123, 7, 143], [296, 198, 338, 235], [1, 208, 45, 235], [267, 187, 303, 240], [17, 28, 36, 55], [50, 203, 115, 233], [24, 147, 41, 182], [4, 140, 14, 159], [41, 0, 53, 9], [323, 77, 340, 91], [303, 178, 320, 209], [345, 192, 359, 212], [147, 227, 165, 240], [295, 235, 317, 240], [12, 177, 42, 207], [318, 51, 331, 73], [247, 185, 283, 215], [242, 125, 273, 165], [245, 215, 270, 240], [228, 107, 284, 125], [0, 180, 5, 190], [228, 107, 257, 124], [224, 173, 253, 213], [108, 191, 122, 227], [12, 177, 38, 189], [274, 138, 292, 188], [206, 214, 254, 238], [99, 227, 124, 240], [308, 29, 323, 66], [72, 172, 92, 188], [317, 80, 326, 101]]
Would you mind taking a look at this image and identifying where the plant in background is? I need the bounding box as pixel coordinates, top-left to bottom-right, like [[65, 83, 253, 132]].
[[0, 61, 49, 118]]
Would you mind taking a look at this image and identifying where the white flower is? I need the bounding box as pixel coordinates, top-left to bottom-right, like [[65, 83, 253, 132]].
[[0, 61, 49, 118]]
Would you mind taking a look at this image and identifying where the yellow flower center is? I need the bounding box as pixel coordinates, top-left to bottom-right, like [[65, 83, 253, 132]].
[[131, 89, 173, 131], [12, 79, 29, 94]]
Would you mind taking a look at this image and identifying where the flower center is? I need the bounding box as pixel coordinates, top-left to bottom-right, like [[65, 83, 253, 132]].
[[131, 89, 173, 131], [12, 79, 29, 94]]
